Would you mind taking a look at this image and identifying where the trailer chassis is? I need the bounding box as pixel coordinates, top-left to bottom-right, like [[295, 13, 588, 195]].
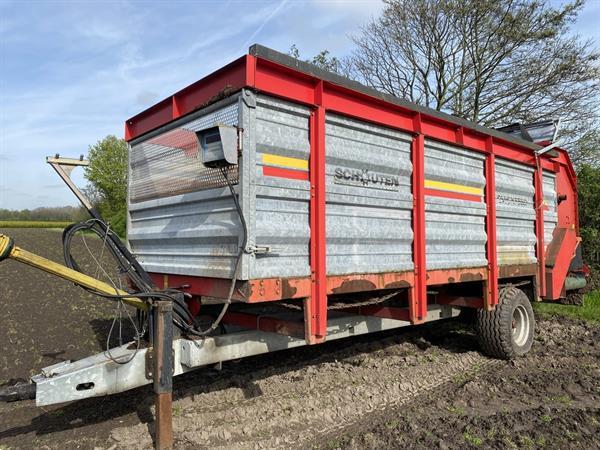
[[30, 305, 458, 406]]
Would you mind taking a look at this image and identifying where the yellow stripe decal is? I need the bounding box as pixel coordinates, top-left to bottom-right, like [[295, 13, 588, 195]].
[[424, 179, 483, 196], [262, 153, 308, 171]]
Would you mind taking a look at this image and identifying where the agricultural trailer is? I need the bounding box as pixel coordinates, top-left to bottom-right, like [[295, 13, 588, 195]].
[[0, 44, 587, 446]]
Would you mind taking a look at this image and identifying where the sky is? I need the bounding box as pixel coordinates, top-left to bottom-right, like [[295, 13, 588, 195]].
[[0, 0, 598, 210]]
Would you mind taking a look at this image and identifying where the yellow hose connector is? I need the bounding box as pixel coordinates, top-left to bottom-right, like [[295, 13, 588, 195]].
[[0, 234, 14, 261]]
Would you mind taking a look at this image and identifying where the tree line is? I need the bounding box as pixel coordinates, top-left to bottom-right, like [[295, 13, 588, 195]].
[[0, 206, 88, 222]]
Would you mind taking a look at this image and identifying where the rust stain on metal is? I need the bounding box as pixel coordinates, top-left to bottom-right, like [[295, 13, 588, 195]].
[[196, 84, 238, 111], [237, 282, 251, 299], [427, 268, 487, 286], [155, 393, 173, 449], [384, 280, 411, 289], [331, 279, 377, 294], [498, 263, 537, 278], [281, 279, 298, 299], [459, 272, 484, 282]]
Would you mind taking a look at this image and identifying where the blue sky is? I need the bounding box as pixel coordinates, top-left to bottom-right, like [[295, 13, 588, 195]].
[[0, 0, 598, 210]]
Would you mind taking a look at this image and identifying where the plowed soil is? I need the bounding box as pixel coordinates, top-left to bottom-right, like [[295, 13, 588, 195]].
[[0, 229, 599, 449]]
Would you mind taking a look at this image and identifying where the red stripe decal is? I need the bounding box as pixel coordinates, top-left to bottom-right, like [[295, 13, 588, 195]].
[[425, 187, 482, 202], [262, 166, 309, 181]]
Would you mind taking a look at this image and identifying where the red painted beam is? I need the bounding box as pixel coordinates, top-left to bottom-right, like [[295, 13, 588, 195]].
[[152, 268, 493, 302], [307, 81, 327, 344], [484, 138, 498, 309], [411, 121, 427, 324], [534, 157, 546, 298]]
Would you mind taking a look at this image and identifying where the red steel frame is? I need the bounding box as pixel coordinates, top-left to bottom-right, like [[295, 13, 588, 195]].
[[484, 138, 499, 309], [128, 51, 580, 342], [307, 81, 327, 343], [534, 156, 547, 298], [411, 125, 427, 324]]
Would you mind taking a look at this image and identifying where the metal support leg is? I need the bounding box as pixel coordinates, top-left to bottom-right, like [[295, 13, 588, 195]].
[[152, 301, 174, 450]]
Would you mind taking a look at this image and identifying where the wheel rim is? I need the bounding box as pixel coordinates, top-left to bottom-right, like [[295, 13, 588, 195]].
[[511, 305, 530, 347]]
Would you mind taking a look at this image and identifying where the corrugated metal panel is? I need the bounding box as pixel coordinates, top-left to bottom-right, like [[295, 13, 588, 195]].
[[543, 172, 558, 249], [129, 101, 239, 203], [249, 95, 312, 279], [128, 191, 242, 277], [128, 96, 243, 279], [325, 114, 414, 275], [495, 159, 537, 265], [424, 140, 487, 270]]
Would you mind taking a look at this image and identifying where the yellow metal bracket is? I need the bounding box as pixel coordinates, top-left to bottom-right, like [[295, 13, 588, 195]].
[[0, 233, 147, 311]]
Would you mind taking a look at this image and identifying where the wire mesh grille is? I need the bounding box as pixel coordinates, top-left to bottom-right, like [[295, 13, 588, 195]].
[[130, 102, 239, 203]]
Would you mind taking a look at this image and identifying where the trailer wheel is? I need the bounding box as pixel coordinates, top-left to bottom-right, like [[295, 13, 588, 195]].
[[476, 286, 535, 360]]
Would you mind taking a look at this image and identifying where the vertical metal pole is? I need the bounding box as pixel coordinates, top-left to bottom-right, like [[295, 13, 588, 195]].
[[307, 80, 327, 344], [484, 138, 498, 310], [534, 155, 546, 299], [153, 301, 173, 450], [410, 115, 427, 324]]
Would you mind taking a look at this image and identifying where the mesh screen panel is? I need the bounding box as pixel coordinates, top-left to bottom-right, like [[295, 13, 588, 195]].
[[130, 102, 239, 203]]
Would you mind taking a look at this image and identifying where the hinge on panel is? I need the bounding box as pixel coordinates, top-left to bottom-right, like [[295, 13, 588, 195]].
[[242, 89, 257, 109]]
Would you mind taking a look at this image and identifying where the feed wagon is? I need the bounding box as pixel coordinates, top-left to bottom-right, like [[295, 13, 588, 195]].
[[0, 44, 586, 447]]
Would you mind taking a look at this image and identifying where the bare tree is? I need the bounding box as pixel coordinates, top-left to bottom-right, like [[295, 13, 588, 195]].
[[346, 0, 599, 148]]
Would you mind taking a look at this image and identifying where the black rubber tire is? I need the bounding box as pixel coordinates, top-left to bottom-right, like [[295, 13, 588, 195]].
[[476, 286, 535, 360]]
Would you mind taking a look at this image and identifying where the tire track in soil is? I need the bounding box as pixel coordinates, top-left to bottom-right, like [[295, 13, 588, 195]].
[[325, 318, 600, 450], [110, 335, 502, 449]]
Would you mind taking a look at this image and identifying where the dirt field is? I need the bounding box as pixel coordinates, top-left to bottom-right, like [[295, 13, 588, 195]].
[[0, 228, 598, 449]]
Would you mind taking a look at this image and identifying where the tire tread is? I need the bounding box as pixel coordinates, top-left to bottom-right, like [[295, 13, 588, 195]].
[[476, 286, 534, 359]]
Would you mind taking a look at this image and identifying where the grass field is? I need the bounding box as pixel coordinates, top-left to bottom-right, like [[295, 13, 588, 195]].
[[534, 290, 600, 323], [0, 220, 72, 228]]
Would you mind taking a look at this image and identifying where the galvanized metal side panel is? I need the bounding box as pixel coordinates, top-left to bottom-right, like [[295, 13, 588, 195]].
[[325, 114, 414, 275], [129, 190, 242, 277], [495, 158, 537, 265], [424, 140, 487, 270], [543, 172, 558, 249], [249, 95, 311, 279], [128, 97, 244, 279]]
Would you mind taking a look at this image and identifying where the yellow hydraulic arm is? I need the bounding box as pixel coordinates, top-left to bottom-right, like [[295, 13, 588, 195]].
[[0, 233, 147, 311]]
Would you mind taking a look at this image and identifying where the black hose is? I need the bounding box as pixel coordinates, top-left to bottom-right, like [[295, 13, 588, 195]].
[[61, 220, 194, 330], [61, 164, 248, 338]]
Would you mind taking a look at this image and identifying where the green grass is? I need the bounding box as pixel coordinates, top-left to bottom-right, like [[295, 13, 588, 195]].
[[534, 291, 600, 323], [463, 430, 483, 446], [0, 220, 72, 229]]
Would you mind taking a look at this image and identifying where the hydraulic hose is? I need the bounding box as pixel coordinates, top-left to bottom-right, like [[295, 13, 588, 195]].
[[60, 164, 248, 338]]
